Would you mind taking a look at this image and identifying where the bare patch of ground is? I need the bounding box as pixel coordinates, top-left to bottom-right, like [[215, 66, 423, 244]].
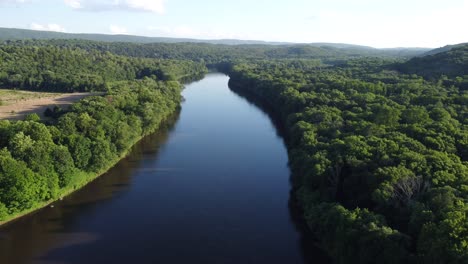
[[0, 89, 100, 120]]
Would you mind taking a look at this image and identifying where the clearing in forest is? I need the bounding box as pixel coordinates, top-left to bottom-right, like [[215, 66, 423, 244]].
[[0, 89, 96, 120]]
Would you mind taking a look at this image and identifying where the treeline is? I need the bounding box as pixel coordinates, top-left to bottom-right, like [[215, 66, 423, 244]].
[[398, 44, 468, 80], [1, 39, 423, 67], [0, 45, 207, 92], [227, 59, 468, 263], [0, 45, 207, 222]]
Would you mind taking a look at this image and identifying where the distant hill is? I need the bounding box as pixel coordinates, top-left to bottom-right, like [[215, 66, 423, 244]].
[[0, 27, 290, 45], [307, 43, 375, 49], [0, 27, 431, 57], [398, 43, 468, 78], [421, 43, 468, 56], [382, 47, 433, 57]]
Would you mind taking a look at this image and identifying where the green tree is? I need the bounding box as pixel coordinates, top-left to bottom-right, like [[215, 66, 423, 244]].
[[24, 113, 41, 122]]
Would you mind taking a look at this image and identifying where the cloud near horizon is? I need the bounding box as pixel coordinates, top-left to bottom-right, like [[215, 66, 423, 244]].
[[30, 22, 66, 32], [0, 0, 31, 4], [147, 25, 257, 40], [109, 25, 128, 34], [64, 0, 166, 14]]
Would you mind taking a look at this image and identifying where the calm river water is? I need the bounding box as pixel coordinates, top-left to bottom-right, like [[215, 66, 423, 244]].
[[0, 73, 329, 264]]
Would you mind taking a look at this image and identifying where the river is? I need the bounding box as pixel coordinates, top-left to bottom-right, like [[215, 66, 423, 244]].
[[0, 73, 329, 264]]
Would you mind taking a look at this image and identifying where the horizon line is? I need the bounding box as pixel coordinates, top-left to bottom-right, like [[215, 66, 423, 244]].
[[0, 26, 457, 50]]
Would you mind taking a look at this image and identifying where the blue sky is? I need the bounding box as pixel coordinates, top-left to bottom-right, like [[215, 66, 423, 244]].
[[0, 0, 467, 48]]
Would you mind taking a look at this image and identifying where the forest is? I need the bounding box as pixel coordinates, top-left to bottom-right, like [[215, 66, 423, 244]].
[[0, 44, 207, 223], [2, 39, 427, 66], [227, 50, 468, 263], [0, 38, 467, 263], [0, 45, 207, 92]]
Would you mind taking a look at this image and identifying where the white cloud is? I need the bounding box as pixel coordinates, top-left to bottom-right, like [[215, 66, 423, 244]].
[[109, 25, 128, 34], [63, 0, 81, 9], [30, 23, 67, 32], [148, 26, 201, 38], [125, 0, 165, 13], [64, 0, 166, 14], [0, 0, 31, 4]]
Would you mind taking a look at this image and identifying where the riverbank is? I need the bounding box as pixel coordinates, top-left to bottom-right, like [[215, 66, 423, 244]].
[[0, 105, 179, 228], [0, 73, 331, 264], [226, 60, 468, 263]]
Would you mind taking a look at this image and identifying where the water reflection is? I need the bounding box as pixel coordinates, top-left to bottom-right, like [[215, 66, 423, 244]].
[[0, 111, 180, 264], [0, 74, 330, 264], [228, 80, 331, 263]]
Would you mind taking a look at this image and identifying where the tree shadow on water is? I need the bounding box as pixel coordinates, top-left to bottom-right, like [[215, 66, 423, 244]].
[[229, 81, 331, 264], [0, 111, 181, 264]]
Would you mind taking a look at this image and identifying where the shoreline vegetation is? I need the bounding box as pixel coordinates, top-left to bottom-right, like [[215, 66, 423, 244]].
[[226, 59, 468, 263], [0, 107, 177, 227], [1, 38, 467, 263], [0, 44, 208, 227]]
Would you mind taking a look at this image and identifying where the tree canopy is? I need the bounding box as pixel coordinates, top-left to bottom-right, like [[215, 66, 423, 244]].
[[0, 44, 207, 223], [227, 54, 468, 263]]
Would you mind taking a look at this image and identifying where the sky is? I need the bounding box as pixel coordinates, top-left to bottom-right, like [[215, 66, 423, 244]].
[[0, 0, 467, 48]]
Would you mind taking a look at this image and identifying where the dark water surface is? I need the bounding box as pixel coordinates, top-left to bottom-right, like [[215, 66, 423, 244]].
[[0, 73, 328, 264]]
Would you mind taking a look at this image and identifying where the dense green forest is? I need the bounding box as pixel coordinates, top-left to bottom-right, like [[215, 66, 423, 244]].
[[0, 27, 429, 56], [398, 44, 468, 79], [0, 45, 207, 223], [2, 39, 427, 67], [0, 37, 467, 263], [227, 49, 468, 263], [0, 45, 206, 92]]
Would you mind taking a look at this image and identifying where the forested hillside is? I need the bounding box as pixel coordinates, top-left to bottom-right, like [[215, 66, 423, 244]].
[[398, 44, 468, 79], [0, 45, 207, 224], [0, 45, 206, 92], [0, 27, 289, 45], [0, 28, 429, 57], [227, 54, 468, 263], [2, 39, 427, 67], [420, 43, 468, 56]]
